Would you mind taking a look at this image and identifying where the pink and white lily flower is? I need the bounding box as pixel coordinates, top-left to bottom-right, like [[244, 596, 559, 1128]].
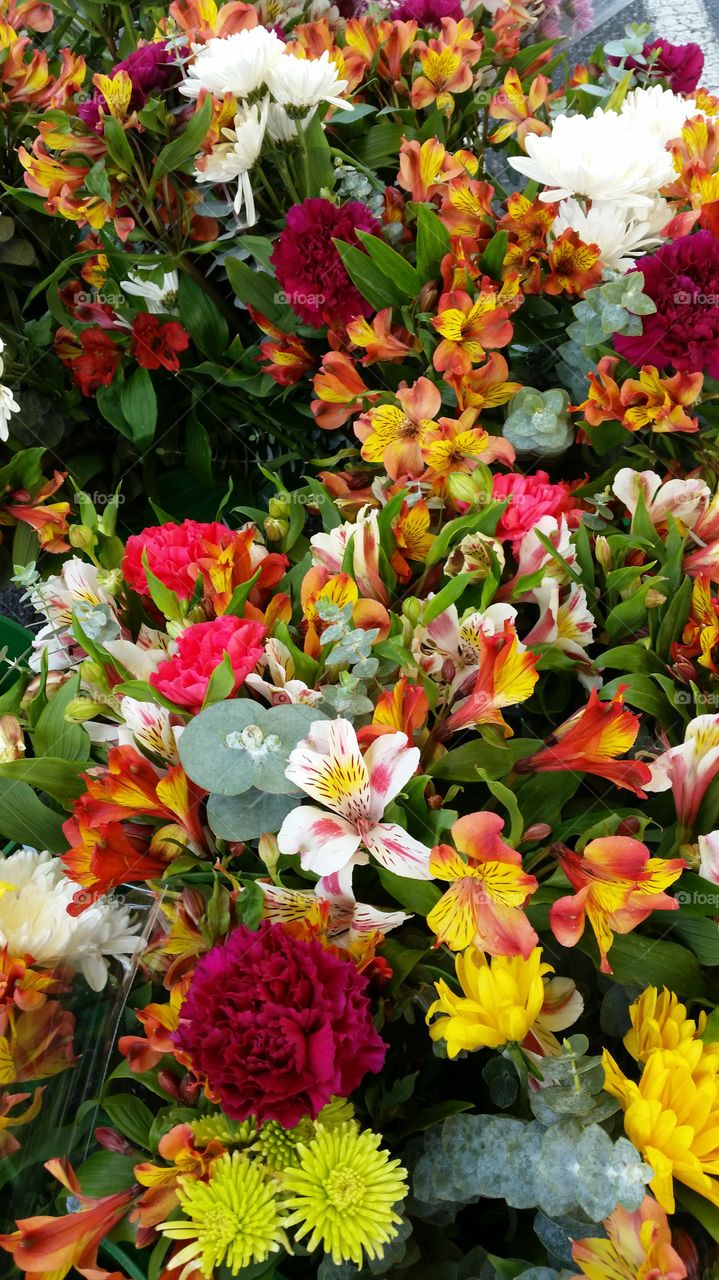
[[612, 467, 710, 530], [277, 718, 432, 879], [260, 863, 409, 946], [698, 830, 719, 886], [524, 582, 595, 660], [645, 714, 719, 828]]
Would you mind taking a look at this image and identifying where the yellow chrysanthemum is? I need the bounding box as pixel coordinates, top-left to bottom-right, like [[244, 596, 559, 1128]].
[[624, 986, 711, 1063], [158, 1151, 286, 1279], [427, 945, 551, 1056], [603, 1045, 719, 1212], [282, 1122, 408, 1266]]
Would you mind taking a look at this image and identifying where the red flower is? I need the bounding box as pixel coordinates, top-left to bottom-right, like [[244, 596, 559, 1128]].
[[492, 470, 582, 551], [173, 920, 386, 1128], [270, 197, 380, 329], [150, 615, 266, 712], [58, 327, 122, 396], [131, 312, 189, 371]]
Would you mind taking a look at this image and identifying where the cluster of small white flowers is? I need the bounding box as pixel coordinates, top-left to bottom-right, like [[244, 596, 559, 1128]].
[[0, 848, 143, 991], [509, 86, 703, 272], [181, 27, 351, 225], [0, 337, 20, 442]]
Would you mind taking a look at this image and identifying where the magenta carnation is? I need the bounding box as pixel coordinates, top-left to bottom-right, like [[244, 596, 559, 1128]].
[[270, 198, 380, 328], [123, 518, 238, 600], [392, 0, 462, 24], [173, 921, 386, 1127], [492, 471, 581, 551], [150, 615, 266, 712], [626, 38, 704, 94], [79, 41, 176, 131], [613, 232, 719, 378]]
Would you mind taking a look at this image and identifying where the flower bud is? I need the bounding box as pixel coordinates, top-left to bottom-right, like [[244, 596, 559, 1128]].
[[69, 524, 97, 553], [268, 496, 291, 519], [264, 516, 289, 542], [258, 832, 281, 877], [446, 471, 480, 505], [22, 670, 68, 706], [594, 535, 611, 573], [445, 531, 505, 580], [0, 714, 24, 762], [645, 588, 667, 608], [64, 696, 108, 722], [402, 597, 421, 628], [522, 823, 552, 842], [418, 282, 438, 312]]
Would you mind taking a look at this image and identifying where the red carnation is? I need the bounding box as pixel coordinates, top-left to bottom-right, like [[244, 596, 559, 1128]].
[[270, 197, 380, 329], [150, 615, 266, 712], [132, 312, 189, 371], [61, 327, 122, 397], [123, 519, 235, 599], [492, 471, 582, 551], [173, 920, 386, 1127]]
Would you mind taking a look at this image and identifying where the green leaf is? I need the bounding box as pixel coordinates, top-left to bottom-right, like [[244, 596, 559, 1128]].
[[301, 107, 334, 194], [103, 117, 135, 173], [0, 757, 90, 804], [422, 573, 475, 624], [0, 778, 67, 850], [102, 1094, 154, 1149], [355, 231, 421, 297], [142, 551, 183, 622], [478, 231, 509, 280], [377, 868, 441, 916], [415, 203, 451, 284], [120, 367, 157, 451], [77, 1151, 138, 1196], [202, 651, 238, 707], [477, 772, 523, 844], [32, 674, 91, 761], [598, 933, 706, 997], [429, 738, 535, 782], [148, 97, 213, 194], [676, 1187, 719, 1243], [223, 568, 261, 617], [654, 576, 692, 661], [84, 160, 112, 203], [226, 256, 290, 325], [178, 273, 229, 359], [333, 239, 406, 310]]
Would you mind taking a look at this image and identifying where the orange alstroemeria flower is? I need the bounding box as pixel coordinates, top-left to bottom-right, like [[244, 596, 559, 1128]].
[[0, 1159, 134, 1280], [135, 1123, 226, 1227], [515, 689, 653, 796], [427, 811, 538, 955], [0, 1000, 74, 1085], [118, 976, 192, 1073], [550, 836, 685, 973], [0, 470, 71, 553], [0, 1088, 44, 1159], [432, 289, 514, 376], [397, 137, 463, 202], [676, 576, 719, 673], [390, 499, 435, 580], [421, 410, 515, 483], [376, 18, 416, 81], [441, 622, 539, 737], [311, 352, 375, 430], [543, 229, 602, 297], [619, 366, 703, 434], [451, 352, 522, 413], [346, 309, 419, 363], [489, 69, 552, 146], [167, 0, 258, 43], [301, 571, 390, 658], [411, 40, 473, 112], [250, 309, 314, 387], [355, 376, 441, 479], [357, 676, 429, 747], [573, 354, 625, 427], [439, 177, 494, 239]]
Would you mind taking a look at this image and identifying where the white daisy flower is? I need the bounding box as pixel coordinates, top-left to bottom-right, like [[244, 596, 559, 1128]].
[[551, 196, 671, 272], [0, 848, 143, 991], [195, 100, 268, 225], [121, 269, 179, 314], [0, 338, 19, 443], [179, 28, 285, 101], [619, 85, 701, 147]]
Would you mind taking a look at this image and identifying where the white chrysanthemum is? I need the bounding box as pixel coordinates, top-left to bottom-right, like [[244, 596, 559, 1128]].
[[509, 108, 676, 206], [267, 101, 297, 143], [121, 269, 179, 314], [180, 28, 285, 100], [195, 100, 267, 224], [0, 849, 142, 990], [551, 196, 671, 271], [619, 85, 700, 147], [0, 338, 20, 443], [266, 50, 350, 114]]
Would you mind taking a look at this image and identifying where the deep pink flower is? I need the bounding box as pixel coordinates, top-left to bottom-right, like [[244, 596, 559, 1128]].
[[150, 615, 266, 711], [614, 233, 719, 378], [123, 519, 243, 600], [621, 38, 704, 94], [79, 41, 176, 131], [173, 920, 386, 1127], [392, 0, 462, 23], [492, 471, 581, 551], [270, 198, 380, 329]]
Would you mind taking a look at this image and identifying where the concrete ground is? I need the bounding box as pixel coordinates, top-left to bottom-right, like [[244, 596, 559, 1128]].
[[571, 0, 719, 89]]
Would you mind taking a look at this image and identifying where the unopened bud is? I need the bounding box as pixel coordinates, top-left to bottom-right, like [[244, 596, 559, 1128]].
[[64, 696, 108, 722], [22, 669, 68, 705], [80, 660, 109, 692], [418, 282, 439, 312], [594, 535, 611, 573], [447, 472, 480, 505], [258, 832, 281, 877], [0, 714, 24, 762], [616, 816, 641, 837], [94, 1126, 132, 1154], [268, 496, 291, 519], [402, 597, 421, 628], [522, 823, 552, 842], [157, 1070, 182, 1100], [264, 516, 289, 542], [645, 588, 667, 608], [68, 524, 97, 553]]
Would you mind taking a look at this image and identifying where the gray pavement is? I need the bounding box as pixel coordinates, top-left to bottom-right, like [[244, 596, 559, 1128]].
[[571, 0, 719, 89]]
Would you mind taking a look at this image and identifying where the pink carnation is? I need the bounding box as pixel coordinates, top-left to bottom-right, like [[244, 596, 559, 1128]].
[[492, 471, 581, 551], [173, 920, 386, 1127], [122, 519, 241, 600], [269, 197, 380, 329], [150, 615, 266, 712]]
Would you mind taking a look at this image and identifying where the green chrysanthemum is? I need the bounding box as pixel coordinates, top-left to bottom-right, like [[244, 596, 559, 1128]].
[[189, 1114, 256, 1146], [256, 1098, 356, 1170], [158, 1151, 285, 1278], [282, 1122, 408, 1266]]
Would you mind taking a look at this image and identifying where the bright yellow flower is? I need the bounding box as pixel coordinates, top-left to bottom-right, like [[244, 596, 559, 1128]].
[[427, 945, 551, 1056], [283, 1122, 408, 1267], [603, 1045, 719, 1212], [624, 986, 713, 1063]]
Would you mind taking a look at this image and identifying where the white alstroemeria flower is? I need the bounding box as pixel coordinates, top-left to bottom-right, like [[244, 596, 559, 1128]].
[[551, 197, 670, 272], [118, 695, 180, 763], [619, 85, 701, 147], [266, 50, 351, 115], [0, 338, 20, 443], [509, 108, 676, 207], [195, 100, 268, 224], [121, 269, 179, 314], [0, 848, 142, 990], [179, 28, 284, 101]]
